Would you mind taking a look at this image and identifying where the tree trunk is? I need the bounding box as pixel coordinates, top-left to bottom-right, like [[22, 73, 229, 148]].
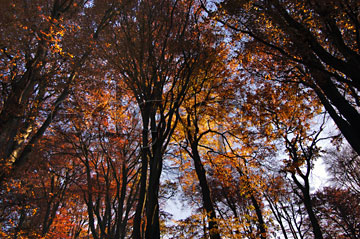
[[190, 142, 221, 239], [312, 79, 360, 156], [145, 155, 162, 239], [250, 194, 267, 239], [132, 124, 150, 238], [292, 174, 323, 239]]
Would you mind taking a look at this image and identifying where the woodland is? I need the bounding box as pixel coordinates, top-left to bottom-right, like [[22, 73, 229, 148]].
[[0, 0, 359, 238]]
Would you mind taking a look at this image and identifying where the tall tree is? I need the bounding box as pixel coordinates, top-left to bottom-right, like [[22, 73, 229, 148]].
[[0, 0, 116, 182], [226, 51, 326, 238], [0, 133, 86, 238], [52, 59, 141, 239], [175, 39, 232, 239], [265, 176, 312, 239], [101, 0, 216, 237], [215, 0, 360, 155]]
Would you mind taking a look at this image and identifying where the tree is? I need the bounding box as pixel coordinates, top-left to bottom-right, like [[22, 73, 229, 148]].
[[208, 153, 270, 239], [0, 0, 116, 182], [281, 131, 324, 239], [264, 175, 312, 239], [3, 1, 356, 238], [175, 102, 272, 239], [312, 187, 360, 239], [326, 145, 360, 195], [226, 49, 327, 238], [0, 134, 86, 238], [0, 41, 141, 238], [100, 1, 219, 237], [174, 36, 233, 239], [215, 0, 360, 155], [52, 63, 141, 239]]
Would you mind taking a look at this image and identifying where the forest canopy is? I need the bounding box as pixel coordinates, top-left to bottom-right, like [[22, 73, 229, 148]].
[[0, 0, 359, 238]]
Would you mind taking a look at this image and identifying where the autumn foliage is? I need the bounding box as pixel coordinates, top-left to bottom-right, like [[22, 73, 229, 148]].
[[1, 0, 359, 238]]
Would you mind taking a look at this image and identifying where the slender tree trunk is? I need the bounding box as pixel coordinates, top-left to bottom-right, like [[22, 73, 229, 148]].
[[132, 127, 149, 238], [115, 162, 127, 239], [250, 194, 267, 239], [145, 137, 163, 239], [85, 158, 99, 239], [266, 196, 289, 239], [291, 174, 323, 239], [301, 193, 323, 239], [190, 142, 221, 239]]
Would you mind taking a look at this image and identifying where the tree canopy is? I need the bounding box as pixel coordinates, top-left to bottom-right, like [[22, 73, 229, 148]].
[[1, 0, 359, 238]]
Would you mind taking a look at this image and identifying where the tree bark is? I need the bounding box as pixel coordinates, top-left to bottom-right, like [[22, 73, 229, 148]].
[[292, 174, 323, 239], [145, 147, 162, 239], [250, 194, 267, 239], [190, 141, 221, 239], [132, 121, 150, 238]]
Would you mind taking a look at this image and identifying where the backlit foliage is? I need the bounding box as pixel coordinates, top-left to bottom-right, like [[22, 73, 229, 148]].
[[1, 0, 359, 238]]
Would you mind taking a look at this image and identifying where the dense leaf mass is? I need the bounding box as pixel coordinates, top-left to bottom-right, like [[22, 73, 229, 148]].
[[0, 0, 359, 238]]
